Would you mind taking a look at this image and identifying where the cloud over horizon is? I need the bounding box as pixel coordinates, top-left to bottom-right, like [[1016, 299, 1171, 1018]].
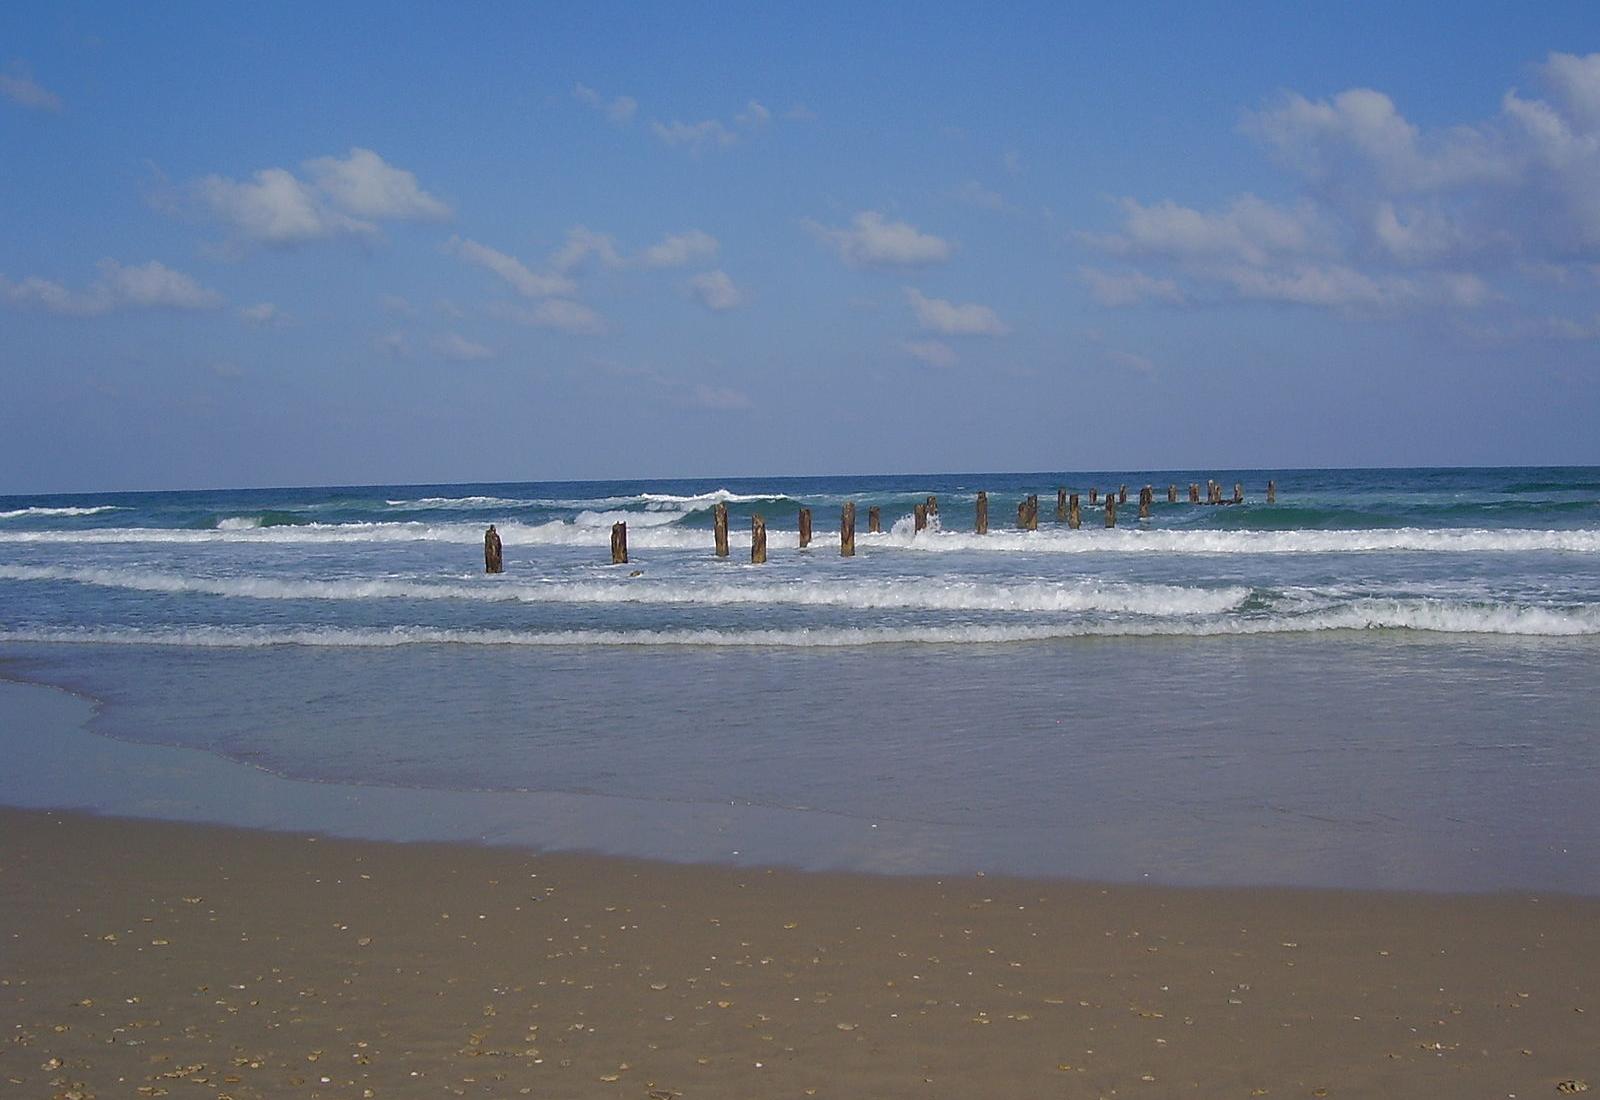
[[1085, 51, 1600, 328]]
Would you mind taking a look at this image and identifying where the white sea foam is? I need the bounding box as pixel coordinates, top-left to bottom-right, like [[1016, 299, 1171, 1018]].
[[383, 495, 542, 509], [3, 599, 1596, 648], [4, 521, 1597, 555], [0, 564, 1250, 615], [0, 505, 119, 519]]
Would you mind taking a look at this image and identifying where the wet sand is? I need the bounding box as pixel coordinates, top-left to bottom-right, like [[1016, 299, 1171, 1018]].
[[2, 808, 1595, 1098]]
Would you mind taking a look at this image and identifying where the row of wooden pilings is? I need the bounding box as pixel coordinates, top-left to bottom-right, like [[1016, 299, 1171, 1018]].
[[489, 480, 1279, 569]]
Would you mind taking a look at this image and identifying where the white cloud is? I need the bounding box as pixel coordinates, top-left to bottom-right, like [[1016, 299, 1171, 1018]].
[[192, 150, 445, 245], [809, 211, 952, 267], [1095, 195, 1319, 265], [902, 339, 958, 368], [304, 147, 451, 221], [1083, 53, 1600, 320], [550, 226, 625, 273], [376, 330, 410, 359], [689, 269, 743, 311], [552, 226, 719, 272], [239, 302, 285, 326], [735, 100, 771, 129], [433, 332, 494, 361], [1080, 268, 1187, 307], [446, 236, 576, 298], [1540, 51, 1600, 131], [0, 63, 61, 111], [904, 288, 1008, 335], [652, 118, 737, 150], [1246, 87, 1508, 193], [574, 83, 638, 124], [641, 229, 719, 269], [1, 259, 222, 315], [197, 167, 374, 244], [1218, 263, 1490, 309], [492, 299, 606, 336]]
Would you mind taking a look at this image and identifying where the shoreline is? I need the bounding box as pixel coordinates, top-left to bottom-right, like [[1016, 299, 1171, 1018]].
[[4, 805, 1597, 1097], [2, 660, 1596, 896]]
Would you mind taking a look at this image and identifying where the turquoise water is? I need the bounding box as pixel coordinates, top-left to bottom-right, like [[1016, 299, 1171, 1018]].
[[2, 467, 1598, 891]]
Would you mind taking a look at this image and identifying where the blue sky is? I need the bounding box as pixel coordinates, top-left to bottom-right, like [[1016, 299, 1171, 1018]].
[[3, 2, 1598, 491]]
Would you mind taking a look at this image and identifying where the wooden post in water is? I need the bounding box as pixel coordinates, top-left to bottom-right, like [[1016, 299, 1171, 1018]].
[[1068, 492, 1081, 529], [751, 514, 767, 564], [926, 495, 938, 517], [611, 521, 628, 565], [1189, 483, 1201, 503], [713, 501, 729, 557], [1139, 485, 1152, 520], [914, 503, 928, 532], [1119, 484, 1128, 505], [1233, 482, 1243, 505], [1027, 494, 1040, 530], [1017, 500, 1027, 529], [1168, 484, 1178, 504], [867, 505, 881, 533], [1056, 488, 1067, 522], [1105, 496, 1117, 527], [975, 491, 989, 534], [484, 525, 503, 574], [798, 507, 812, 548], [1267, 479, 1277, 504], [841, 502, 856, 557], [1090, 488, 1099, 505]]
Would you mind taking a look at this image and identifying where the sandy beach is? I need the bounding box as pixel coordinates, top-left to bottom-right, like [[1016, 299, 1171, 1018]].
[[3, 807, 1595, 1099]]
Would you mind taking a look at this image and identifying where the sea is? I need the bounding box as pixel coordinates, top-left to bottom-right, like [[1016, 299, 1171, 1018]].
[[2, 466, 1597, 894]]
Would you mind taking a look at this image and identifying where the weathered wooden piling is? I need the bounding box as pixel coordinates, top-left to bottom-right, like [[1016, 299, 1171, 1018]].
[[713, 501, 729, 557], [1119, 485, 1128, 505], [914, 503, 928, 532], [926, 495, 939, 517], [1056, 488, 1067, 522], [975, 491, 989, 534], [1168, 484, 1178, 504], [841, 501, 856, 557], [610, 521, 628, 565], [867, 506, 881, 533], [1104, 496, 1117, 527], [1267, 479, 1277, 504], [1068, 492, 1081, 529], [483, 525, 503, 574], [751, 514, 767, 564], [1189, 483, 1201, 504], [1233, 482, 1243, 504], [1017, 494, 1039, 531], [1090, 488, 1099, 505], [798, 507, 812, 548], [1139, 485, 1152, 520]]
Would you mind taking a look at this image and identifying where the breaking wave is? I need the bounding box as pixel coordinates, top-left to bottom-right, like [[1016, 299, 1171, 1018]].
[[3, 599, 1597, 648], [0, 505, 119, 519], [3, 521, 1598, 554], [0, 564, 1250, 616]]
